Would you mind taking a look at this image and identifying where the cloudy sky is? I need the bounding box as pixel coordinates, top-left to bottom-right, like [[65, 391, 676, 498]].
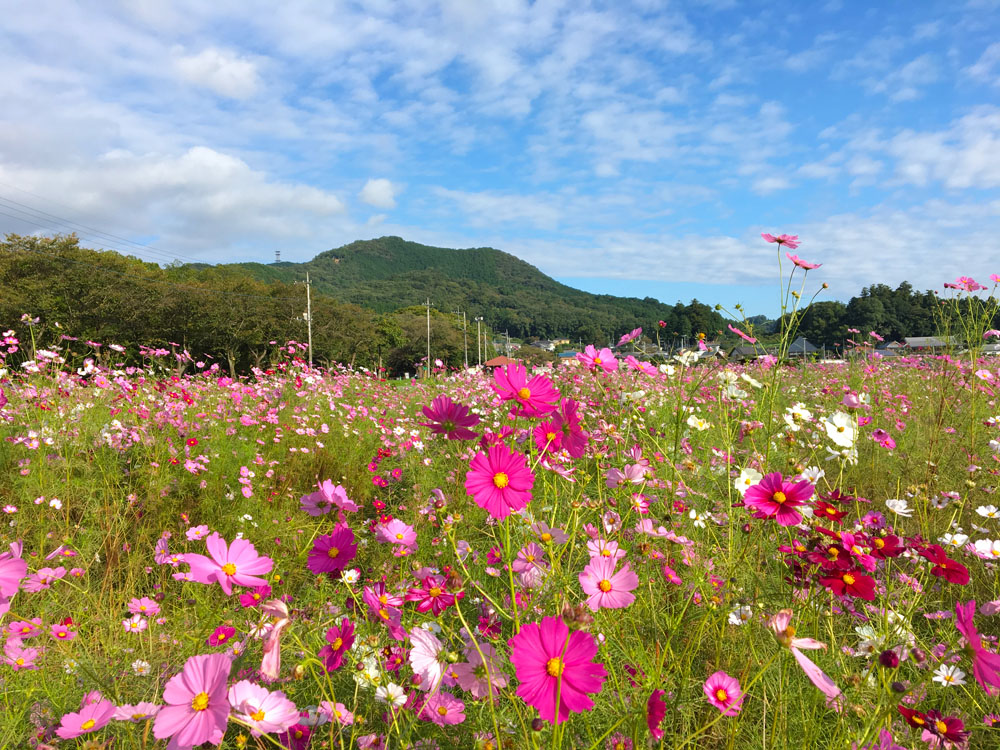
[[2, 0, 999, 316]]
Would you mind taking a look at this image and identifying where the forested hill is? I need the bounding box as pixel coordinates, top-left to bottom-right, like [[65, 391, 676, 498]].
[[218, 236, 727, 342]]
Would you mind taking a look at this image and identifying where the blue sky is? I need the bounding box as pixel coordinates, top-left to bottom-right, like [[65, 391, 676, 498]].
[[1, 0, 999, 317]]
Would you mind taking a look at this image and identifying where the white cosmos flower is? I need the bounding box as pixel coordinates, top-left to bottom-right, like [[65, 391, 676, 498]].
[[800, 466, 825, 484], [375, 682, 407, 707], [686, 414, 710, 431], [885, 499, 914, 518], [974, 539, 1000, 559], [728, 606, 753, 625], [939, 533, 969, 548], [735, 467, 763, 496], [932, 664, 966, 687], [823, 411, 857, 447], [976, 504, 999, 519]]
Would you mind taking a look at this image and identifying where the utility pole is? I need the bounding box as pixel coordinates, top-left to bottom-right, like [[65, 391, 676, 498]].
[[505, 330, 510, 357], [425, 298, 431, 378], [305, 272, 313, 368], [475, 317, 483, 366]]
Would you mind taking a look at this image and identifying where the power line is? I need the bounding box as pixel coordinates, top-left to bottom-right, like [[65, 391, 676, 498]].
[[0, 182, 212, 266], [3, 236, 304, 302]]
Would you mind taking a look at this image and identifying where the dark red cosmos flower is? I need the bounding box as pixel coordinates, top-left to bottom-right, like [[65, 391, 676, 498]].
[[898, 705, 930, 729], [807, 544, 851, 571], [920, 545, 970, 585], [868, 535, 905, 560], [646, 689, 666, 740], [924, 710, 969, 745], [420, 396, 480, 440], [814, 501, 846, 523], [818, 569, 877, 600]]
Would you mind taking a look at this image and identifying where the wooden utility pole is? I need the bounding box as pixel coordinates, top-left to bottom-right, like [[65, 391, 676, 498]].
[[305, 272, 313, 367], [425, 298, 431, 378]]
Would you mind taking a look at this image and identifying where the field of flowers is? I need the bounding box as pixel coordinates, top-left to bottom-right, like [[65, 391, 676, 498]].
[[2, 268, 1000, 749]]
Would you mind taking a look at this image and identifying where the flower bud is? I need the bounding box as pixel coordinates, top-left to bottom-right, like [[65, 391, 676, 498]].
[[531, 718, 545, 731], [878, 650, 900, 669]]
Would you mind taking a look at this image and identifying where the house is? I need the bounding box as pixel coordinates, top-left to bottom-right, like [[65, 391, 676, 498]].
[[530, 340, 556, 351], [787, 337, 819, 357], [729, 345, 763, 362], [903, 336, 957, 351]]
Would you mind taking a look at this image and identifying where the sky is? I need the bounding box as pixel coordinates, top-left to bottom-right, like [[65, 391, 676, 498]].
[[1, 0, 999, 317]]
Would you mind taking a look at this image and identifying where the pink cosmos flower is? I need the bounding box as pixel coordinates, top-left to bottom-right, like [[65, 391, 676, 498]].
[[129, 596, 160, 616], [318, 618, 355, 672], [617, 327, 642, 347], [0, 554, 28, 598], [578, 556, 639, 611], [114, 702, 162, 722], [307, 525, 358, 575], [50, 623, 77, 641], [744, 472, 814, 526], [704, 671, 744, 716], [728, 324, 757, 344], [420, 395, 480, 440], [409, 627, 446, 691], [492, 363, 560, 418], [124, 614, 148, 633], [260, 599, 292, 682], [375, 519, 417, 548], [508, 615, 607, 725], [227, 680, 300, 737], [183, 533, 273, 596], [944, 276, 985, 292], [577, 345, 619, 373], [767, 609, 842, 710], [55, 699, 117, 739], [153, 653, 232, 750], [299, 480, 359, 517], [955, 600, 1000, 696], [762, 233, 800, 249], [207, 626, 236, 647], [419, 691, 466, 725], [186, 525, 210, 541], [3, 641, 39, 670], [465, 443, 534, 520], [552, 398, 589, 459], [453, 642, 508, 699], [405, 574, 456, 615], [785, 252, 821, 270], [533, 420, 563, 454], [319, 701, 354, 726]]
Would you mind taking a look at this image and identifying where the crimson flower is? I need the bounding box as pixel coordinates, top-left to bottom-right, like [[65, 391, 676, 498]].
[[646, 689, 666, 739], [923, 710, 969, 746], [818, 568, 877, 601], [465, 443, 534, 520], [920, 545, 970, 585], [405, 574, 456, 615], [419, 396, 480, 440]]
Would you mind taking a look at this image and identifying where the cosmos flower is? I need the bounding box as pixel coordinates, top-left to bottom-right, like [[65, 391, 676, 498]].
[[227, 680, 300, 737], [577, 345, 619, 374], [465, 443, 534, 520], [785, 252, 821, 270], [767, 609, 842, 710], [420, 395, 480, 440], [307, 525, 358, 575], [153, 653, 232, 750], [55, 699, 117, 740], [761, 233, 800, 249], [955, 600, 1000, 695], [578, 556, 639, 611], [507, 616, 607, 725], [703, 671, 744, 716], [182, 534, 273, 596], [491, 362, 560, 418], [743, 472, 814, 526]]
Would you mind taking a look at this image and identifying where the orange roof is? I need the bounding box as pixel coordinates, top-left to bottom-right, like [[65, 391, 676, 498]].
[[483, 355, 517, 367]]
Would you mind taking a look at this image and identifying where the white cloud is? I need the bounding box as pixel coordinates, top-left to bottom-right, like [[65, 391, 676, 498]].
[[868, 54, 940, 101], [887, 107, 1000, 188], [174, 47, 259, 99], [965, 42, 1000, 85], [359, 178, 400, 210]]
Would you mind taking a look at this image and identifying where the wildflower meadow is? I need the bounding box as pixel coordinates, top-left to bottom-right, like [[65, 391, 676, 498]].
[[2, 240, 1000, 750]]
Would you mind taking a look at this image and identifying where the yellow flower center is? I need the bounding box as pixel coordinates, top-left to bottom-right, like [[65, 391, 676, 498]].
[[429, 586, 442, 597], [598, 579, 612, 593], [80, 719, 96, 731], [874, 538, 885, 549], [594, 357, 602, 365], [327, 546, 341, 558], [221, 563, 237, 576], [15, 658, 24, 665], [517, 387, 531, 400], [540, 533, 552, 542], [253, 593, 261, 600], [545, 432, 557, 442], [837, 426, 845, 432], [715, 688, 729, 703], [493, 472, 509, 489], [842, 573, 856, 586], [250, 709, 266, 721], [935, 720, 947, 733], [139, 605, 147, 611], [545, 657, 564, 677], [437, 705, 448, 716], [772, 491, 787, 504], [395, 533, 404, 540], [332, 637, 343, 651], [601, 549, 611, 557], [191, 692, 210, 711], [132, 713, 147, 720]]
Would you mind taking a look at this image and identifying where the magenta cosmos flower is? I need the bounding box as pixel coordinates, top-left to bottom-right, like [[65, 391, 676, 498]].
[[743, 472, 814, 526], [299, 479, 359, 516], [761, 232, 800, 249], [508, 615, 607, 725], [55, 699, 117, 739], [576, 345, 618, 373], [578, 557, 639, 611], [704, 671, 744, 716], [153, 653, 232, 750], [420, 395, 480, 439], [183, 533, 273, 596], [955, 600, 1000, 696], [465, 443, 534, 520], [319, 618, 355, 672], [307, 525, 357, 575], [492, 362, 560, 418]]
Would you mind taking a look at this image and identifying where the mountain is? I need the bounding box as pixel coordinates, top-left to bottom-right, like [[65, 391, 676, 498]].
[[219, 236, 727, 343]]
